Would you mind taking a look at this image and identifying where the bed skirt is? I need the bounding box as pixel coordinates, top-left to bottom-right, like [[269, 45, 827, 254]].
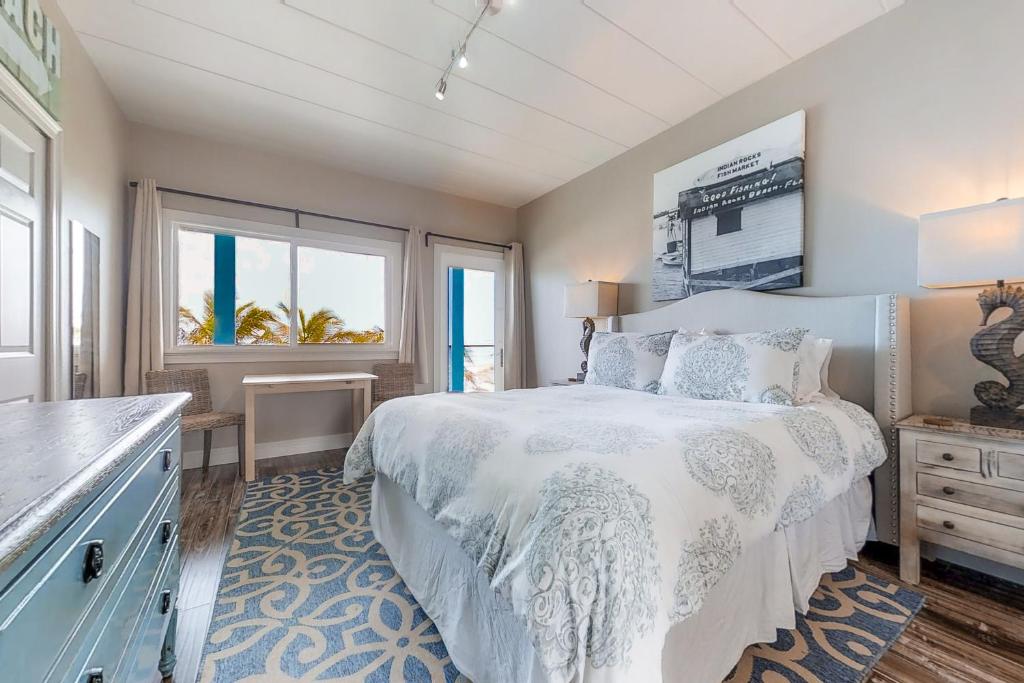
[[371, 474, 873, 683]]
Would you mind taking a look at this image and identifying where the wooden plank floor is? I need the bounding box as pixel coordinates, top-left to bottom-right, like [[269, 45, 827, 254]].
[[168, 453, 1024, 683]]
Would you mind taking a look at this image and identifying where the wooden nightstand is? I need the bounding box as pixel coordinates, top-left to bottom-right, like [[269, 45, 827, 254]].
[[898, 415, 1024, 584]]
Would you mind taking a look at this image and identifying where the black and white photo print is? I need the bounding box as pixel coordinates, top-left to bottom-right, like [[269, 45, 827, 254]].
[[652, 111, 805, 302]]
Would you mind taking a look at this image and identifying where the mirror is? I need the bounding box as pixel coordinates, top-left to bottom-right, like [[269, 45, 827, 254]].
[[71, 220, 100, 399]]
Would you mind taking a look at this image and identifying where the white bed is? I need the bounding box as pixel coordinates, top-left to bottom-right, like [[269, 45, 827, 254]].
[[348, 290, 911, 683]]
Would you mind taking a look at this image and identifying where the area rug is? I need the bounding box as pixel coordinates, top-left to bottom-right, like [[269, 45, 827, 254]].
[[198, 469, 923, 683]]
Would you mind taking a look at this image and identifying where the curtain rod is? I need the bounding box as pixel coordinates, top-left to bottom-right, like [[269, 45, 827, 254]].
[[129, 181, 513, 250], [424, 231, 511, 250], [128, 180, 409, 233]]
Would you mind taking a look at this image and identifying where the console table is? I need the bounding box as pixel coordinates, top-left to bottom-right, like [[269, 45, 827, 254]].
[[241, 372, 377, 481]]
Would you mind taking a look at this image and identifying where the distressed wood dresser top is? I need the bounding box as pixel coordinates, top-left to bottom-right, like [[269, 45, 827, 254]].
[[0, 394, 190, 574]]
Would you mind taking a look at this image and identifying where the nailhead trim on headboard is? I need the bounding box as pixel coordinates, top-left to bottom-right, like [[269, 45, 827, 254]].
[[887, 293, 899, 544]]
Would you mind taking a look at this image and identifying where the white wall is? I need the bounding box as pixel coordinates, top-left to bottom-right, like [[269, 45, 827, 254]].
[[127, 122, 516, 463], [42, 0, 130, 398], [518, 0, 1024, 422]]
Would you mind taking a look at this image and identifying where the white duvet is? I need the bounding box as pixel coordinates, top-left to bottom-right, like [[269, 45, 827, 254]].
[[343, 385, 887, 683]]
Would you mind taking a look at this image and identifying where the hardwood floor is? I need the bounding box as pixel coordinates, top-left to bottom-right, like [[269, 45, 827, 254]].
[[169, 453, 1024, 683]]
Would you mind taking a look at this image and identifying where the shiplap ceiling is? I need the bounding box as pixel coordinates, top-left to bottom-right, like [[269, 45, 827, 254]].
[[60, 0, 904, 207]]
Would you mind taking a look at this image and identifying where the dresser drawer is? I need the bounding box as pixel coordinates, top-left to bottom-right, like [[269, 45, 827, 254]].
[[918, 472, 1024, 518], [0, 427, 180, 683], [917, 504, 1024, 555], [69, 491, 179, 683], [121, 540, 180, 683], [916, 439, 981, 472]]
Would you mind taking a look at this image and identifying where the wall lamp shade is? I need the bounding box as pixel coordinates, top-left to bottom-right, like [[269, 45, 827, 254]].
[[564, 281, 618, 318], [918, 198, 1024, 288]]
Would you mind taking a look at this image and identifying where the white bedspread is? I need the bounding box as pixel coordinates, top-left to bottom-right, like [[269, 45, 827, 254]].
[[343, 385, 887, 683]]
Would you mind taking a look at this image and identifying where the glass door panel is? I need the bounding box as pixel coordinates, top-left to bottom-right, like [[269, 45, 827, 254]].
[[434, 246, 505, 393]]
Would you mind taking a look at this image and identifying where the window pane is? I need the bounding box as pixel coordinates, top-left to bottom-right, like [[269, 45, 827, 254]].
[[235, 235, 290, 345], [177, 229, 214, 345], [448, 267, 495, 393], [177, 229, 291, 346], [296, 246, 386, 344]]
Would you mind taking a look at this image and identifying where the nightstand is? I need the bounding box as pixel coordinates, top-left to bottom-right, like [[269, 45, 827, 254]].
[[897, 415, 1024, 584], [550, 379, 583, 387]]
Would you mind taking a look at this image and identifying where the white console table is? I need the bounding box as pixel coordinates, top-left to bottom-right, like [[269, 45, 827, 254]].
[[241, 372, 376, 481]]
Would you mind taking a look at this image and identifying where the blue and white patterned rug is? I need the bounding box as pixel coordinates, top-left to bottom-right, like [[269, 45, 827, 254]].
[[199, 469, 923, 682]]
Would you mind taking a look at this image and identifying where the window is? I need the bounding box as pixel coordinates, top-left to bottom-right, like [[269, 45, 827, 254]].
[[716, 207, 743, 235], [165, 210, 401, 360]]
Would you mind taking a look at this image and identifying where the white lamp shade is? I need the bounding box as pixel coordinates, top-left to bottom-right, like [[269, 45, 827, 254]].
[[919, 198, 1024, 288], [564, 281, 618, 318]]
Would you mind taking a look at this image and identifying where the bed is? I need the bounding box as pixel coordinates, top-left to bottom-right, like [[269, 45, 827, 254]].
[[344, 290, 911, 683]]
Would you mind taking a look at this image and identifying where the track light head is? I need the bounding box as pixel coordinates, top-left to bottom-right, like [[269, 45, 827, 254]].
[[435, 79, 447, 101], [457, 49, 469, 69]]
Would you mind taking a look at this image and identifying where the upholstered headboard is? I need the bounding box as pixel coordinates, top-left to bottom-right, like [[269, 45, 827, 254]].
[[608, 289, 911, 545]]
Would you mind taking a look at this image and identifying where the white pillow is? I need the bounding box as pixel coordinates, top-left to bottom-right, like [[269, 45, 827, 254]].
[[585, 331, 675, 392], [658, 328, 809, 405], [795, 336, 835, 403]]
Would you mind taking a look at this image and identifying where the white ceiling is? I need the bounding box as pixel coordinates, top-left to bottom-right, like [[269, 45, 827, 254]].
[[60, 0, 904, 207]]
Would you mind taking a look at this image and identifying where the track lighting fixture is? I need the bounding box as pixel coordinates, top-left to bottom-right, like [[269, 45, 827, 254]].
[[432, 0, 502, 102]]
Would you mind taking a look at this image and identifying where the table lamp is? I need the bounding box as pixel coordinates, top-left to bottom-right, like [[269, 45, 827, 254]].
[[564, 281, 618, 381], [918, 197, 1024, 428]]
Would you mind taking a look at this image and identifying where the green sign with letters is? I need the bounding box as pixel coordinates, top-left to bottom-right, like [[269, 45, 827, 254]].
[[0, 0, 60, 119]]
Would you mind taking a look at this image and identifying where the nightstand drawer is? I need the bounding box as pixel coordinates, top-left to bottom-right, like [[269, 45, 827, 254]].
[[917, 439, 981, 472], [998, 450, 1024, 481], [918, 473, 1024, 517], [917, 504, 1024, 555]]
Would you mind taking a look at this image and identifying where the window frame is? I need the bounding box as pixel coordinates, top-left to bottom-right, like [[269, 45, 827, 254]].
[[162, 209, 402, 363]]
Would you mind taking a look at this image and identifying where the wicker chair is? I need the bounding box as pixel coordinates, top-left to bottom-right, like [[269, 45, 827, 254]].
[[145, 368, 245, 471], [371, 362, 415, 410]]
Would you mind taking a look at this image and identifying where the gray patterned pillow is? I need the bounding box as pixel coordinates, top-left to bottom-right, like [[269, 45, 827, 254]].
[[584, 331, 675, 392], [658, 328, 809, 405]]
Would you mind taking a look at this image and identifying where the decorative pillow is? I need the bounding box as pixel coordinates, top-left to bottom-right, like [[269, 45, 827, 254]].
[[584, 331, 675, 392], [794, 336, 834, 403], [658, 327, 809, 405]]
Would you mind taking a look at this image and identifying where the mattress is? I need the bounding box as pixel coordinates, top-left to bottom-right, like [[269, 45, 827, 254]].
[[372, 472, 873, 683]]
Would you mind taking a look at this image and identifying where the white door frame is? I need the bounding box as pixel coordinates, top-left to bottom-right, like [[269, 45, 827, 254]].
[[432, 244, 506, 393], [0, 67, 64, 400]]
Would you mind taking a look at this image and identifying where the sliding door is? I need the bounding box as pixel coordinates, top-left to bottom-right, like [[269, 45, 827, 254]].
[[433, 245, 505, 393]]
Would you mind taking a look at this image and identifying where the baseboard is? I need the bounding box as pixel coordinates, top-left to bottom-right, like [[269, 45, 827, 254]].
[[181, 432, 353, 470]]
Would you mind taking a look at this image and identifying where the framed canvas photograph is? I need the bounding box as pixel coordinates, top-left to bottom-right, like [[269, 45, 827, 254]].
[[652, 111, 805, 302]]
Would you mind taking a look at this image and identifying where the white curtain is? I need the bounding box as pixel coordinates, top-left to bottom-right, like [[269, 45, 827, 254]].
[[399, 226, 429, 385], [504, 242, 527, 389], [123, 179, 164, 395]]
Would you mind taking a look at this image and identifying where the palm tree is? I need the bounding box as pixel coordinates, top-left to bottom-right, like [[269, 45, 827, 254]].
[[275, 303, 384, 344], [178, 291, 285, 345]]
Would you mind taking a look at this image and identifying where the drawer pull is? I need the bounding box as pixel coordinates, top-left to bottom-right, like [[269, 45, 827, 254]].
[[160, 589, 172, 615], [85, 668, 104, 683], [161, 448, 173, 472], [942, 452, 955, 462], [161, 519, 173, 544], [83, 541, 104, 583], [943, 520, 956, 530], [942, 486, 956, 495]]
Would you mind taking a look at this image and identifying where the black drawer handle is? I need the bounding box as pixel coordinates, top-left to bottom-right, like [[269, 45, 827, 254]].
[[83, 541, 104, 583], [161, 519, 173, 544], [942, 452, 955, 462], [160, 589, 172, 615], [85, 667, 104, 683], [943, 520, 956, 530], [161, 448, 173, 472], [942, 486, 956, 495]]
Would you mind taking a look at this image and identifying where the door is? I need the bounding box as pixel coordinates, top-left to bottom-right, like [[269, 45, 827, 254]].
[[434, 245, 505, 393], [0, 96, 47, 403]]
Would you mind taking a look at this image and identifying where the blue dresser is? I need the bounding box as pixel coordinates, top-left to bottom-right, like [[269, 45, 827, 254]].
[[0, 394, 190, 683]]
